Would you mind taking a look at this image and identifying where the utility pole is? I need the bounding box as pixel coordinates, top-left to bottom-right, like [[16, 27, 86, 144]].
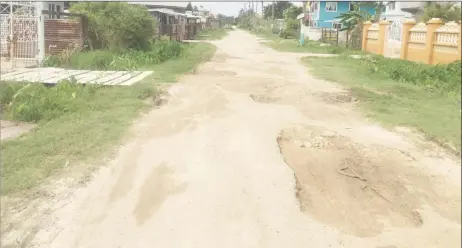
[[271, 1, 274, 19], [271, 1, 275, 28], [261, 1, 264, 17]]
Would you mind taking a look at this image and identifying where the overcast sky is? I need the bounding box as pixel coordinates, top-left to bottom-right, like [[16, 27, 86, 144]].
[[195, 2, 303, 16], [131, 1, 302, 17]]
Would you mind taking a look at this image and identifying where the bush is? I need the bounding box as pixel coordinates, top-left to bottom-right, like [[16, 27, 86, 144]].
[[0, 80, 157, 123], [363, 56, 461, 93], [1, 81, 97, 122], [280, 18, 299, 39], [69, 2, 155, 50], [43, 40, 184, 70]]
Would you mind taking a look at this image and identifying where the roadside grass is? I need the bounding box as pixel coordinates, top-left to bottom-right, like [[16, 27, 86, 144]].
[[42, 39, 183, 70], [195, 28, 229, 40], [302, 55, 461, 153], [0, 42, 216, 195]]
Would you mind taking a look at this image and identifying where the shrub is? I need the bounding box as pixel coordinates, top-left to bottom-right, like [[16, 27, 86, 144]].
[[280, 18, 299, 39], [1, 81, 97, 122], [363, 56, 461, 93], [43, 40, 184, 70], [69, 2, 156, 50]]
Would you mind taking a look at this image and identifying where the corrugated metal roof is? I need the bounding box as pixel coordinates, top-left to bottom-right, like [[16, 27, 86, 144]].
[[128, 2, 187, 8], [148, 8, 186, 16]]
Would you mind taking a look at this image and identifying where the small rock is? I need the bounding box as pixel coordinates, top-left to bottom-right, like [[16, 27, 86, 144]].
[[321, 131, 336, 138], [303, 142, 312, 148]]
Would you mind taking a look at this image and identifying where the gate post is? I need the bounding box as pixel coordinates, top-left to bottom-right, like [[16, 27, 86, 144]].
[[378, 20, 390, 55], [362, 21, 372, 51], [400, 19, 416, 60], [37, 2, 45, 65], [425, 18, 443, 64]]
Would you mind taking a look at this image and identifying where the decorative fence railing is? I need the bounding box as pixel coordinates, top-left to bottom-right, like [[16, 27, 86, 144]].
[[362, 18, 461, 65]]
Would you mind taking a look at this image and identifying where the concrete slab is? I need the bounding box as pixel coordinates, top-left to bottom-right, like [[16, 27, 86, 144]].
[[0, 68, 153, 86]]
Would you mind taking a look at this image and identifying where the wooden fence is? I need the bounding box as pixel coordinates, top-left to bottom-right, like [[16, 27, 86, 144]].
[[362, 18, 461, 65], [321, 28, 338, 45], [45, 18, 86, 56]]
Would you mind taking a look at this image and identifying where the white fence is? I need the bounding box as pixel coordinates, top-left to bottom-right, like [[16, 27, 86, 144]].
[[0, 1, 44, 72], [300, 24, 349, 44]]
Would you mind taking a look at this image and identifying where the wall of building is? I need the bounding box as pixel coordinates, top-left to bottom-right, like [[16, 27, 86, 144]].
[[315, 2, 376, 28], [43, 1, 65, 19]]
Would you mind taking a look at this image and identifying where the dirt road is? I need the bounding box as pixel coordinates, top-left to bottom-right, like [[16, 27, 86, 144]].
[[2, 30, 461, 248]]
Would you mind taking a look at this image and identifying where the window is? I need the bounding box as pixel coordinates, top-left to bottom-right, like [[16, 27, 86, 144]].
[[389, 1, 396, 11], [349, 3, 355, 11], [57, 5, 61, 19], [325, 2, 337, 12], [333, 22, 342, 30]]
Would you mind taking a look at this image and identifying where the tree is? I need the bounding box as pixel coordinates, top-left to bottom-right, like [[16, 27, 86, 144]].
[[185, 2, 193, 11], [193, 6, 199, 12], [263, 1, 293, 19], [422, 2, 461, 22], [69, 2, 155, 50], [283, 5, 303, 20], [337, 3, 372, 31]]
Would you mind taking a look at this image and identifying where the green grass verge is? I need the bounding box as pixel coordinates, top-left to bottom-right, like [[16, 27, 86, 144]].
[[0, 42, 216, 195], [195, 28, 230, 40], [302, 55, 461, 153]]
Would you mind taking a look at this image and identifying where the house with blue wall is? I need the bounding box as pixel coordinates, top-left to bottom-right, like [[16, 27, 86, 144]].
[[306, 1, 376, 29]]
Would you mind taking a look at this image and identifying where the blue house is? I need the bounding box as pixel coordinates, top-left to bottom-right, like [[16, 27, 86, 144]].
[[306, 1, 376, 29]]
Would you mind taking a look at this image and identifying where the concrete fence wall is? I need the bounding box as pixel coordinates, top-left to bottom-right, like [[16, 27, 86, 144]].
[[362, 18, 461, 65]]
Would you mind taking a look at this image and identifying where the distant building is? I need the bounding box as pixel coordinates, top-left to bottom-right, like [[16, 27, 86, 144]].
[[381, 1, 426, 21], [128, 1, 187, 13], [305, 1, 376, 29]]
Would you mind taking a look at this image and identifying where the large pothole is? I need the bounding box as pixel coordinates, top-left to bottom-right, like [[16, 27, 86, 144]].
[[277, 125, 460, 237]]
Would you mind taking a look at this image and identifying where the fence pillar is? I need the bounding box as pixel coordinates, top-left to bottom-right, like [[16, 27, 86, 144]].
[[362, 21, 372, 51], [458, 21, 462, 60], [378, 20, 390, 55], [400, 19, 416, 60], [37, 3, 45, 65], [426, 18, 443, 64]]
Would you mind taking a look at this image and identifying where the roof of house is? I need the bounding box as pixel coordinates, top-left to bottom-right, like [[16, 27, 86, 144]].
[[128, 2, 187, 8], [148, 8, 186, 16]]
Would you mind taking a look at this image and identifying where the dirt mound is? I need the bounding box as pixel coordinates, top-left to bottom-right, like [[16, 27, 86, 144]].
[[277, 125, 460, 238]]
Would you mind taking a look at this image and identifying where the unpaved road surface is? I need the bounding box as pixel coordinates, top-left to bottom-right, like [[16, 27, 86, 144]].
[[2, 30, 461, 248]]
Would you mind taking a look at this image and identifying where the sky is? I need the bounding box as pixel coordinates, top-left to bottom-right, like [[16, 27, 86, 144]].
[[130, 1, 303, 17]]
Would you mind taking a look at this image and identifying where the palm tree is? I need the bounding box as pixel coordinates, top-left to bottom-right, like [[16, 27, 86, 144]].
[[337, 3, 372, 32], [337, 3, 373, 48]]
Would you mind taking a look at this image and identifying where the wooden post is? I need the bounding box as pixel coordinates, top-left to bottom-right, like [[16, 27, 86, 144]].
[[400, 19, 416, 60], [362, 21, 372, 52], [378, 20, 390, 55], [426, 18, 443, 64]]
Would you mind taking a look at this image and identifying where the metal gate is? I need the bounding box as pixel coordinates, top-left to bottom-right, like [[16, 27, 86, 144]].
[[1, 1, 43, 72], [384, 20, 402, 58]]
